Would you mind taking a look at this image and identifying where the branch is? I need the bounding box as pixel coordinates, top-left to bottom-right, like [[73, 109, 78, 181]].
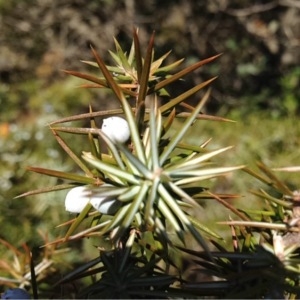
[[224, 2, 278, 17], [279, 0, 300, 8]]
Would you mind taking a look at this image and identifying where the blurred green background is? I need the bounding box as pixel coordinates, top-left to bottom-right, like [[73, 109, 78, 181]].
[[0, 0, 299, 272]]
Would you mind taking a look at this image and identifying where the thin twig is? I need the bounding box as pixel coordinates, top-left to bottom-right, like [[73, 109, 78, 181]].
[[224, 2, 278, 17]]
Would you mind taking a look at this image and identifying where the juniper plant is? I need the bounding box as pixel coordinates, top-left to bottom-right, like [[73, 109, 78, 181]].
[[178, 163, 300, 299], [16, 29, 247, 298]]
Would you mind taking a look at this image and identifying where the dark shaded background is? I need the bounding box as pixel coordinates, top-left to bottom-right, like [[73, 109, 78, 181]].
[[1, 0, 299, 117]]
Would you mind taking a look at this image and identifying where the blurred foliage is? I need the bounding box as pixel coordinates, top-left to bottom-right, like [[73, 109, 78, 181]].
[[0, 1, 300, 298], [0, 0, 299, 114]]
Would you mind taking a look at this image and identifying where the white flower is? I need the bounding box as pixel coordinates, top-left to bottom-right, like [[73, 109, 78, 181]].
[[65, 185, 121, 214], [101, 116, 130, 143]]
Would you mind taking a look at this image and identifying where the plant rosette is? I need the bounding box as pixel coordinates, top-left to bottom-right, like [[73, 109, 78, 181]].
[[101, 116, 130, 143], [65, 184, 121, 214]]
